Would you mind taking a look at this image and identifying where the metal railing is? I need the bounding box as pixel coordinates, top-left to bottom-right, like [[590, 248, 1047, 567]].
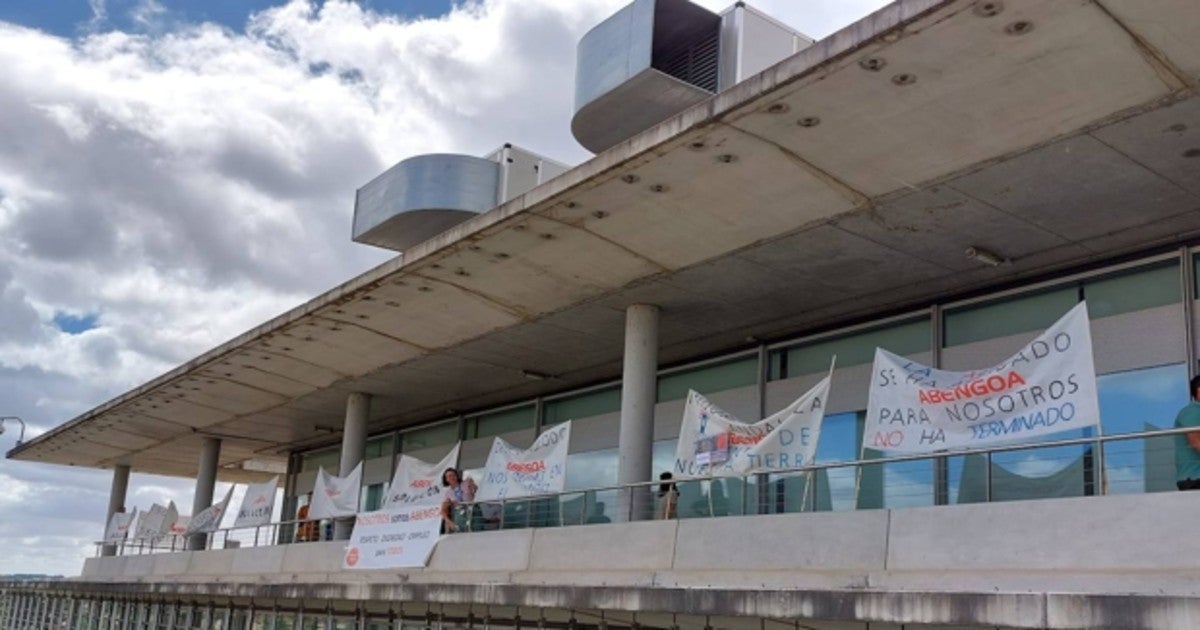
[[95, 425, 1192, 555]]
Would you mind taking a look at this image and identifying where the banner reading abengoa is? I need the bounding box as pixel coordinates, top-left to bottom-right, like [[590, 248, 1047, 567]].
[[865, 302, 1099, 453], [342, 504, 443, 569], [233, 476, 279, 528], [674, 376, 830, 478], [476, 421, 571, 501], [310, 462, 363, 519], [383, 443, 461, 508]]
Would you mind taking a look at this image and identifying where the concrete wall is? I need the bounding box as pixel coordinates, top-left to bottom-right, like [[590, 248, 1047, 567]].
[[83, 490, 1200, 599]]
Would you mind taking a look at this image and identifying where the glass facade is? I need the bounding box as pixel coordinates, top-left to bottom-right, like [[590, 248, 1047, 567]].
[[278, 253, 1193, 523]]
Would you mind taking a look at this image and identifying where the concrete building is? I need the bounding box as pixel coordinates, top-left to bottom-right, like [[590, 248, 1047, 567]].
[[5, 0, 1200, 627]]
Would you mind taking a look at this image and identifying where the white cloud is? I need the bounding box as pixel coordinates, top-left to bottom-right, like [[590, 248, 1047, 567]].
[[0, 0, 888, 576]]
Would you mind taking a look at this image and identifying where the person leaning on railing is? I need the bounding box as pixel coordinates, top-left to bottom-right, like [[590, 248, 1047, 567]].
[[658, 471, 679, 519], [440, 467, 477, 533], [1174, 375, 1200, 491], [296, 493, 318, 542]]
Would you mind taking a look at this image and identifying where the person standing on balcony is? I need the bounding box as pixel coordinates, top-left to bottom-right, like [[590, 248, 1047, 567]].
[[1174, 375, 1200, 491], [658, 472, 679, 519], [440, 467, 477, 533], [296, 493, 318, 542]]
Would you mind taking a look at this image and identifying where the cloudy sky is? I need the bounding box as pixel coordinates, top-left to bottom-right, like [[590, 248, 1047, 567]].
[[0, 0, 890, 576]]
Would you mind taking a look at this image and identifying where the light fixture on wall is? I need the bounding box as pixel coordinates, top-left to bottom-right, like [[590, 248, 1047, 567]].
[[965, 246, 1010, 267]]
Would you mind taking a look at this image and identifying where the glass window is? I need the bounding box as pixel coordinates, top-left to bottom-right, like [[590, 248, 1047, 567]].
[[361, 483, 385, 512], [944, 288, 1077, 347], [399, 420, 458, 452], [1097, 363, 1188, 495], [771, 318, 930, 380], [363, 434, 394, 460], [657, 356, 757, 402], [465, 405, 535, 439], [544, 386, 620, 426], [1085, 263, 1180, 318], [299, 447, 339, 473]]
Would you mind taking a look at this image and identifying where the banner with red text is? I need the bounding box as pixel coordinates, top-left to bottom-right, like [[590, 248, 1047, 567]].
[[233, 476, 279, 528], [186, 486, 234, 535], [134, 501, 178, 543], [476, 421, 571, 501], [865, 302, 1099, 453], [310, 462, 362, 519], [383, 444, 461, 508], [342, 504, 443, 569], [674, 376, 830, 478], [104, 508, 137, 544]]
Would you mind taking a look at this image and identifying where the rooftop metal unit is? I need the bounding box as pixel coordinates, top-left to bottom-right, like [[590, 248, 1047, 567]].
[[572, 0, 812, 153], [352, 144, 568, 252]]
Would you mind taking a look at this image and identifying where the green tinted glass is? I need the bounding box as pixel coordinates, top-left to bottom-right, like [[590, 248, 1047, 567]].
[[657, 356, 758, 402], [1085, 263, 1180, 319], [466, 405, 535, 439], [299, 447, 339, 473], [363, 434, 394, 460], [944, 288, 1077, 347], [785, 318, 930, 377], [399, 420, 459, 452], [544, 387, 621, 426]]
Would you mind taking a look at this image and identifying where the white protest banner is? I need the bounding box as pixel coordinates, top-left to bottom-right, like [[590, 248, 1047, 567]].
[[233, 476, 279, 528], [310, 462, 363, 519], [476, 421, 571, 501], [157, 502, 179, 542], [169, 516, 190, 539], [342, 504, 443, 570], [383, 444, 460, 508], [104, 509, 137, 544], [186, 486, 234, 535], [865, 301, 1099, 454], [673, 376, 831, 478]]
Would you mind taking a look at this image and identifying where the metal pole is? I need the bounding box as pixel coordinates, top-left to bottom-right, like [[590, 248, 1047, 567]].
[[188, 437, 222, 550], [617, 304, 659, 522]]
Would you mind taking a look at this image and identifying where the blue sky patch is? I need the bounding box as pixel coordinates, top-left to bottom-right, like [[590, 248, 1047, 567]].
[[0, 0, 455, 38], [52, 311, 100, 335]]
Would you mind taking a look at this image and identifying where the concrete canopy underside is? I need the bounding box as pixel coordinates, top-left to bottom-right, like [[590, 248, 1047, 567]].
[[10, 0, 1200, 480]]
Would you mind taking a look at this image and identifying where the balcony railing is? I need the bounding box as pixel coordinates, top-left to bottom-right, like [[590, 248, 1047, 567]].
[[95, 424, 1190, 556]]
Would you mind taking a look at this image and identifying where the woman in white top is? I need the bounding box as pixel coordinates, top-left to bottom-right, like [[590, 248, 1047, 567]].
[[439, 467, 477, 533]]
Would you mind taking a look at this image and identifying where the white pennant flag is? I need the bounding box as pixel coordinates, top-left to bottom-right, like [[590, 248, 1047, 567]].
[[310, 462, 363, 519], [674, 375, 831, 479], [103, 508, 137, 544], [186, 486, 234, 535], [233, 476, 279, 528], [383, 444, 461, 508], [476, 422, 571, 501], [865, 301, 1100, 454]]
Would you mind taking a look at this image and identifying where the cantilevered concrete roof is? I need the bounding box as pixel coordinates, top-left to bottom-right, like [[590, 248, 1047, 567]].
[[10, 0, 1200, 481]]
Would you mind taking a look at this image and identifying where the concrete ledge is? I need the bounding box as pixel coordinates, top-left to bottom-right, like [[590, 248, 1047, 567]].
[[429, 529, 533, 573], [279, 541, 345, 576], [886, 492, 1200, 573], [673, 510, 889, 573], [529, 521, 676, 572], [151, 551, 191, 577], [229, 545, 286, 576]]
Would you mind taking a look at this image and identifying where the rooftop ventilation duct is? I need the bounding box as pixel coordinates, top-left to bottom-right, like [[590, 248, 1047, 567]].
[[352, 144, 568, 252], [572, 0, 812, 153]]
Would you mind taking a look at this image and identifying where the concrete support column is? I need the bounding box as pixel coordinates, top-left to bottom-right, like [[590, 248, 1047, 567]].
[[188, 437, 221, 550], [333, 392, 371, 540], [101, 464, 131, 557], [617, 304, 659, 521]]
